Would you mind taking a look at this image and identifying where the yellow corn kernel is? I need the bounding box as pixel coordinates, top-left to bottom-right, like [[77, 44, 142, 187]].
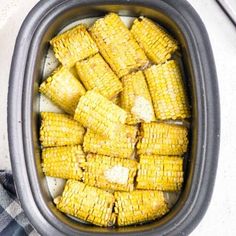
[[50, 24, 98, 67], [76, 54, 122, 99], [83, 125, 137, 159], [137, 122, 188, 156], [83, 154, 138, 191], [90, 13, 149, 78], [131, 17, 178, 64], [120, 71, 155, 124], [39, 66, 86, 115], [144, 60, 190, 120], [55, 180, 116, 226], [42, 145, 86, 180], [136, 155, 183, 191], [74, 90, 127, 138], [114, 190, 169, 226], [40, 112, 85, 147]]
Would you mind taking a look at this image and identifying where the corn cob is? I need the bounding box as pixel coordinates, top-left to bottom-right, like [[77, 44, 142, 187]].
[[74, 90, 127, 138], [131, 17, 178, 64], [42, 145, 86, 180], [120, 71, 155, 124], [76, 54, 122, 99], [50, 25, 98, 67], [83, 154, 138, 191], [90, 13, 149, 78], [144, 60, 190, 120], [39, 66, 86, 115], [137, 122, 188, 156], [55, 180, 116, 226], [136, 155, 183, 191], [114, 190, 169, 226], [83, 125, 137, 159], [40, 112, 85, 147]]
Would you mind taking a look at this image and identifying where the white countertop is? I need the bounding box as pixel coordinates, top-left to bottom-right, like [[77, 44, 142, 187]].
[[0, 0, 235, 235]]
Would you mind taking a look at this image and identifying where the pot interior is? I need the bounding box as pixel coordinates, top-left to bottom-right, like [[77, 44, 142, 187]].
[[31, 4, 195, 233]]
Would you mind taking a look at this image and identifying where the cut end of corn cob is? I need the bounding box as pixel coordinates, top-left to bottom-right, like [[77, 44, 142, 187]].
[[56, 180, 116, 226], [42, 145, 86, 180], [83, 154, 138, 191], [114, 190, 169, 226], [74, 90, 127, 138], [83, 125, 137, 159], [144, 60, 191, 120], [137, 122, 188, 156], [39, 66, 86, 115], [40, 112, 85, 147], [50, 24, 98, 67], [121, 71, 155, 124], [76, 54, 122, 99], [131, 17, 178, 64], [90, 13, 149, 78], [137, 155, 183, 191]]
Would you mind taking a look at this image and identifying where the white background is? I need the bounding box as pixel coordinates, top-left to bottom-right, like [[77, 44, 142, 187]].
[[0, 0, 235, 235]]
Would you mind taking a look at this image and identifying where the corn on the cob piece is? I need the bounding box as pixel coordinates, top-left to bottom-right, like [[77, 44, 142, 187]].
[[90, 13, 148, 78], [50, 25, 98, 67], [39, 66, 86, 115], [114, 190, 168, 226], [144, 60, 190, 120], [74, 90, 127, 138], [137, 122, 188, 156], [42, 145, 86, 180], [131, 17, 178, 64], [136, 155, 183, 191], [83, 125, 137, 159], [40, 112, 85, 147], [83, 154, 138, 191], [120, 71, 155, 124], [55, 180, 116, 226], [76, 54, 122, 99]]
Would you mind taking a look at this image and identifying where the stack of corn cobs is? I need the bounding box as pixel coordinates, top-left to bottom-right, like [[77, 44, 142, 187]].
[[39, 13, 191, 227]]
